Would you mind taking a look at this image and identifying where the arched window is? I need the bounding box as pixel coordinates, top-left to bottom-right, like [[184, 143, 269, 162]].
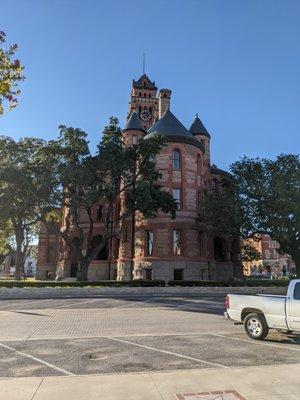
[[90, 235, 108, 260], [148, 93, 151, 98], [172, 149, 181, 170], [144, 93, 146, 98]]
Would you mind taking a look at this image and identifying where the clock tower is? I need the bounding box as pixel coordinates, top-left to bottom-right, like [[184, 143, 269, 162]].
[[128, 74, 159, 130]]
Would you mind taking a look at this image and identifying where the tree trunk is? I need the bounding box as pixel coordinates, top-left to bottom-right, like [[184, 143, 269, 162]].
[[14, 233, 25, 280], [76, 259, 88, 281]]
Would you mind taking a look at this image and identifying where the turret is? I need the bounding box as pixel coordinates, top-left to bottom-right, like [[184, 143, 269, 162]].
[[189, 113, 211, 161], [158, 89, 172, 118], [123, 111, 146, 146]]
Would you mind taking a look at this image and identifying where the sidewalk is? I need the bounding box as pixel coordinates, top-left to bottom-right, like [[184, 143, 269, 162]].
[[0, 285, 287, 299], [1, 363, 299, 400]]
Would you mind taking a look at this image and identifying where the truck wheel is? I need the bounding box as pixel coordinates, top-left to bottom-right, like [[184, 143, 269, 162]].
[[244, 313, 269, 340], [276, 329, 294, 335]]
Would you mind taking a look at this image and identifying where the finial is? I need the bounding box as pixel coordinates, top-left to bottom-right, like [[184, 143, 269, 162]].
[[142, 53, 145, 75], [196, 112, 199, 118]]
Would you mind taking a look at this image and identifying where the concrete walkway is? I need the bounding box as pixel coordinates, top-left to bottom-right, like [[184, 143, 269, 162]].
[[1, 363, 299, 400]]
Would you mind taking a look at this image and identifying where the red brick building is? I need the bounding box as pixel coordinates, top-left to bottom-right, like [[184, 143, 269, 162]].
[[36, 74, 242, 282], [243, 235, 296, 277]]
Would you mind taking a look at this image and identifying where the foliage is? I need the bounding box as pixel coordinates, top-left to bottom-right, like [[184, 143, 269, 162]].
[[0, 136, 44, 278], [197, 178, 242, 238], [0, 31, 24, 115], [241, 241, 261, 263], [231, 154, 300, 277], [37, 118, 177, 281], [168, 279, 290, 287], [0, 279, 166, 288]]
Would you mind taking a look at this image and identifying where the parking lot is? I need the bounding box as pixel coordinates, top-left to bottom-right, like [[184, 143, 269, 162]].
[[0, 294, 299, 378]]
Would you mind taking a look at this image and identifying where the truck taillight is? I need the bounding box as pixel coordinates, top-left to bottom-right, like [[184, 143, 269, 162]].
[[225, 294, 230, 309]]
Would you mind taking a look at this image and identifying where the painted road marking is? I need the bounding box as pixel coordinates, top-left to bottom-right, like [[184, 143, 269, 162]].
[[0, 342, 75, 376], [212, 333, 300, 352], [108, 337, 229, 369], [0, 299, 50, 310]]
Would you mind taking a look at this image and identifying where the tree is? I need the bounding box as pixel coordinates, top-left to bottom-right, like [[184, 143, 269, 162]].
[[231, 154, 300, 277], [0, 31, 24, 116], [38, 118, 177, 281], [0, 136, 44, 279], [197, 177, 260, 267]]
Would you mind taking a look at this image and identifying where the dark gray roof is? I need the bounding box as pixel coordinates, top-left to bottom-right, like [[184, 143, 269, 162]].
[[123, 112, 146, 133], [132, 74, 157, 90], [210, 165, 232, 179], [189, 114, 211, 138], [144, 109, 204, 151]]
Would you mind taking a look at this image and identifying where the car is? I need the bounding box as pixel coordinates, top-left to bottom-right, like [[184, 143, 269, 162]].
[[224, 279, 300, 340]]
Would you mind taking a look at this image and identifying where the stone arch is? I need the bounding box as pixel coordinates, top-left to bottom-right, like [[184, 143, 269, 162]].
[[213, 237, 226, 262], [90, 235, 108, 260]]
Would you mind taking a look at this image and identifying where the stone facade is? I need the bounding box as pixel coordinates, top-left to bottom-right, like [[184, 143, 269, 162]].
[[243, 235, 296, 277], [36, 73, 243, 282]]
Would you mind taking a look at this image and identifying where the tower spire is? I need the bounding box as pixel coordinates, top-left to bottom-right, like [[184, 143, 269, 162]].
[[142, 53, 145, 75]]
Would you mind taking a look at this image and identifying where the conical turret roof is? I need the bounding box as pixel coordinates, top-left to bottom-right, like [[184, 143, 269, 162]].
[[123, 112, 146, 133], [144, 109, 204, 151], [189, 114, 211, 138]]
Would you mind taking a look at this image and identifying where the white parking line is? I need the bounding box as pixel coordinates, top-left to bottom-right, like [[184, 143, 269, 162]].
[[0, 342, 75, 375], [108, 337, 229, 369], [212, 334, 300, 352], [0, 299, 50, 310], [51, 299, 102, 309]]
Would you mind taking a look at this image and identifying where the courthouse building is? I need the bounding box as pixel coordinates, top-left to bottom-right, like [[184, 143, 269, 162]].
[[37, 74, 242, 282]]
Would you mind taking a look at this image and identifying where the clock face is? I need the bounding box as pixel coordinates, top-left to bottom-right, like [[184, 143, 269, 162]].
[[140, 109, 152, 121]]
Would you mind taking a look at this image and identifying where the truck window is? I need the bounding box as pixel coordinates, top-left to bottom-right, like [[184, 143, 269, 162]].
[[293, 283, 300, 300]]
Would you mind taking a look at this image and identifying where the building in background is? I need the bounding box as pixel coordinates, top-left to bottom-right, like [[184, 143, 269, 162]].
[[37, 74, 243, 282], [243, 234, 296, 277]]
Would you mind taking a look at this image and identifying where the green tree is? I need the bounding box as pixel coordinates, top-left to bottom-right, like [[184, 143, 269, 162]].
[[231, 154, 300, 277], [0, 136, 44, 279], [38, 118, 177, 281], [197, 177, 261, 267], [0, 31, 24, 116]]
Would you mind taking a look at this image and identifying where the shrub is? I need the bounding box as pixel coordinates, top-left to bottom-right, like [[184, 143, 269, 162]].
[[167, 279, 290, 287], [0, 279, 165, 289]]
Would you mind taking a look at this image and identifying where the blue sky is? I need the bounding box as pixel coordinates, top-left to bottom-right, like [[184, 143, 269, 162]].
[[1, 0, 300, 170]]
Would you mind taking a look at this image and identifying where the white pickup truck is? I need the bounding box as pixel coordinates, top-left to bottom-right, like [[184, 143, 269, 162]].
[[225, 279, 300, 340]]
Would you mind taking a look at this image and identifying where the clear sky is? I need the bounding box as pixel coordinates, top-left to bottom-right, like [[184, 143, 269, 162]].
[[1, 0, 300, 170]]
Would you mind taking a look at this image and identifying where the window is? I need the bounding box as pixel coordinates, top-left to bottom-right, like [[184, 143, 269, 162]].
[[148, 93, 151, 98], [132, 136, 138, 144], [172, 188, 181, 209], [96, 205, 103, 221], [294, 283, 300, 300], [265, 250, 270, 259], [174, 269, 184, 280], [146, 230, 154, 256], [172, 149, 181, 170], [173, 229, 181, 255]]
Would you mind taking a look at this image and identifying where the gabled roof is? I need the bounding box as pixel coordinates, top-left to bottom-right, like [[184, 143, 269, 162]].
[[189, 113, 211, 138], [123, 111, 146, 133], [144, 109, 204, 151], [132, 74, 157, 90]]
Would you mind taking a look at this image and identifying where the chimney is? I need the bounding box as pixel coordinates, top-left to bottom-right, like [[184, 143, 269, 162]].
[[158, 89, 172, 118]]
